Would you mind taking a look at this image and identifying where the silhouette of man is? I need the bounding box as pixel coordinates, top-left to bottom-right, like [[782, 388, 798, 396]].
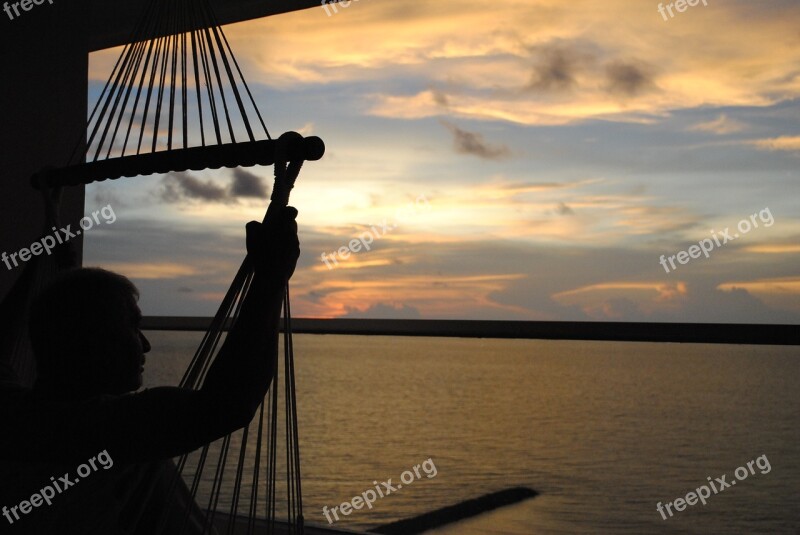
[[0, 207, 299, 534]]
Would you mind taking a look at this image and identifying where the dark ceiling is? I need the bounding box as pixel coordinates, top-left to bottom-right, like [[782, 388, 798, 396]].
[[87, 0, 328, 52]]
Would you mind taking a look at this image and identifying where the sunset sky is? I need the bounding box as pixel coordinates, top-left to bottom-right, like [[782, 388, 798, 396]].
[[83, 0, 800, 322]]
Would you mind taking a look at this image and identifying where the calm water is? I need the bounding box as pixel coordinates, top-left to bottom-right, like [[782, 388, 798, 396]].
[[142, 332, 800, 534]]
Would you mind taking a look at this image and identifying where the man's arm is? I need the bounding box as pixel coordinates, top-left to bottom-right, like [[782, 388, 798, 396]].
[[197, 252, 287, 430], [96, 207, 300, 463]]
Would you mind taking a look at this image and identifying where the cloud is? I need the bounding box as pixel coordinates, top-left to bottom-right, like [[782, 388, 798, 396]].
[[556, 202, 574, 215], [661, 284, 799, 324], [343, 302, 422, 319], [362, 3, 800, 125], [83, 209, 800, 321], [81, 1, 800, 324], [689, 114, 746, 134], [296, 122, 315, 136], [159, 170, 269, 203], [231, 168, 268, 198], [750, 135, 800, 152], [160, 173, 228, 202], [441, 120, 511, 160], [742, 244, 800, 254], [604, 61, 655, 98], [552, 280, 800, 323], [431, 88, 449, 106], [527, 46, 579, 92], [91, 186, 126, 209], [553, 281, 688, 304], [715, 275, 800, 315], [92, 0, 800, 129]]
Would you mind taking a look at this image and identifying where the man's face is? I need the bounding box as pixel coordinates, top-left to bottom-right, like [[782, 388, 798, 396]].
[[99, 295, 151, 394]]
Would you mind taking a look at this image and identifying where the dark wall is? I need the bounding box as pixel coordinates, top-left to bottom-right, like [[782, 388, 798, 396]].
[[0, 1, 88, 300]]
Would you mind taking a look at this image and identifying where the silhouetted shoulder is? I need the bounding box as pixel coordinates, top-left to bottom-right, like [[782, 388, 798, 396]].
[[0, 388, 120, 464]]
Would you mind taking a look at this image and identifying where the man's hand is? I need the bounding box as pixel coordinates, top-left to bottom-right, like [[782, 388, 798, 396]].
[[246, 206, 300, 285]]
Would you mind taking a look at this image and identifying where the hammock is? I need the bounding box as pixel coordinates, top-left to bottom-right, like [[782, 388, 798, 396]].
[[19, 0, 326, 532]]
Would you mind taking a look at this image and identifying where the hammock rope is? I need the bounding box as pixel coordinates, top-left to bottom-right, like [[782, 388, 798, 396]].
[[22, 0, 323, 532]]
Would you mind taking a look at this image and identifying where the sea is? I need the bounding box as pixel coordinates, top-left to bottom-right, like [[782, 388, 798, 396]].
[[142, 332, 800, 534]]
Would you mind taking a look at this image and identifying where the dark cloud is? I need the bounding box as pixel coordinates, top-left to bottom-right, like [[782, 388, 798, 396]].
[[160, 173, 227, 202], [573, 284, 800, 324], [158, 169, 268, 203], [91, 186, 126, 209], [527, 46, 579, 92], [524, 42, 655, 99], [605, 61, 655, 97], [231, 168, 268, 198], [556, 202, 574, 215], [431, 88, 449, 106], [441, 120, 511, 160], [648, 284, 798, 324]]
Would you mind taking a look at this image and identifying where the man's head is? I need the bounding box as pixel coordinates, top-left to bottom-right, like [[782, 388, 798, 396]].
[[29, 268, 150, 397]]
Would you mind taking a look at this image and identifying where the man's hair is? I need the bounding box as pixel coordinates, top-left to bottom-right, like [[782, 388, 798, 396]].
[[28, 268, 139, 381]]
